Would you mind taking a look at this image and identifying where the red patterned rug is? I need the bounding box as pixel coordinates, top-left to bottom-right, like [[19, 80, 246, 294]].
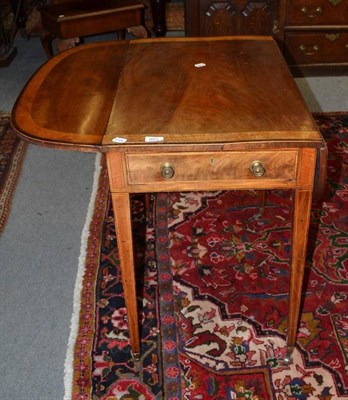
[[69, 113, 348, 399], [0, 113, 27, 234]]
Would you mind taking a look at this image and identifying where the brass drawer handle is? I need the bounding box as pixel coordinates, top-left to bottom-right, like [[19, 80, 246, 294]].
[[161, 162, 175, 179], [329, 0, 342, 6], [250, 161, 265, 177], [325, 33, 340, 41], [299, 44, 319, 55], [301, 6, 322, 17]]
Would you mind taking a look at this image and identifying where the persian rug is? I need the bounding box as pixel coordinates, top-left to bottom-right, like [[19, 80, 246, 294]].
[[68, 113, 348, 399], [0, 113, 27, 234]]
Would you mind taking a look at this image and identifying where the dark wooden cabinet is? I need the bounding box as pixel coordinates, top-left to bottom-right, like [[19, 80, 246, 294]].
[[185, 0, 286, 41], [184, 0, 348, 75], [284, 0, 348, 75]]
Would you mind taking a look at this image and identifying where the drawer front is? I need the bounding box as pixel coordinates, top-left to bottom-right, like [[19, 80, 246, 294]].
[[285, 32, 348, 65], [126, 151, 298, 185], [287, 0, 348, 25]]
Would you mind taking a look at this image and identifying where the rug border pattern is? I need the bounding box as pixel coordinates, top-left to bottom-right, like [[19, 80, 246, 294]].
[[0, 113, 27, 234]]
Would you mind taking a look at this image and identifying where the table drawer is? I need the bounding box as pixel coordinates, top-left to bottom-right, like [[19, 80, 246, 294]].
[[285, 32, 348, 65], [287, 0, 348, 26], [126, 151, 298, 184]]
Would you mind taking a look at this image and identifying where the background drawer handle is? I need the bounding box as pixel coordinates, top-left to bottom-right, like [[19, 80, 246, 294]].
[[329, 0, 342, 6], [325, 33, 340, 41], [299, 44, 319, 55], [161, 162, 175, 179], [301, 6, 322, 17], [250, 161, 265, 177]]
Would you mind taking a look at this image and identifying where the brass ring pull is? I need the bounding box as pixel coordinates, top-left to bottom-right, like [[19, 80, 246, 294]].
[[301, 6, 322, 17], [250, 161, 265, 177], [161, 162, 175, 179]]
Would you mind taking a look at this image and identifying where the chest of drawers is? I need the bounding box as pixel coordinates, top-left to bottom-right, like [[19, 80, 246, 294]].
[[284, 0, 348, 75], [184, 0, 348, 75]]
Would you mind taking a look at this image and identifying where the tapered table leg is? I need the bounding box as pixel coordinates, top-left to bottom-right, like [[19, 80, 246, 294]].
[[111, 192, 141, 358], [285, 188, 313, 361]]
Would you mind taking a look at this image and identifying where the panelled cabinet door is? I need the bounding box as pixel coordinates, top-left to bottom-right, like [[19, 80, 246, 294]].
[[185, 0, 283, 38]]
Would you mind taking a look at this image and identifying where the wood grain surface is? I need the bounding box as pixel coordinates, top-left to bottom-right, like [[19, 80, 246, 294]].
[[12, 37, 323, 151]]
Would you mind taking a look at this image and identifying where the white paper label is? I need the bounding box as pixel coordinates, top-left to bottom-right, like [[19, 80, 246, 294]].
[[112, 137, 128, 143], [145, 136, 164, 143], [194, 63, 206, 68]]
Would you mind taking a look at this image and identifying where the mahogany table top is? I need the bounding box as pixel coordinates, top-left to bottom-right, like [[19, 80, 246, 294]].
[[11, 36, 323, 152]]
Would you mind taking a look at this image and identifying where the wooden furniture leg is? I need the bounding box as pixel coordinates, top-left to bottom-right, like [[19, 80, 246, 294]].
[[149, 0, 167, 36], [258, 190, 266, 211], [116, 29, 126, 40], [145, 193, 151, 217], [40, 31, 55, 58], [111, 192, 141, 359], [285, 188, 313, 362]]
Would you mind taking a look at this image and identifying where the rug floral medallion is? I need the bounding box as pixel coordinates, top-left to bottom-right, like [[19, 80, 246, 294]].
[[71, 114, 348, 400]]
